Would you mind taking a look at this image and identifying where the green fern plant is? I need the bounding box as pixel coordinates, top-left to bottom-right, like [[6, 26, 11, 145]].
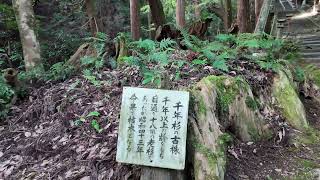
[[82, 69, 102, 87], [124, 38, 176, 86], [159, 38, 176, 51], [0, 77, 14, 119], [215, 34, 236, 43], [47, 62, 75, 81], [142, 71, 162, 87], [212, 59, 229, 72]]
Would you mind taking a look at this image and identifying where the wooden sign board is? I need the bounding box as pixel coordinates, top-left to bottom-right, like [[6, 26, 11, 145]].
[[116, 87, 190, 170]]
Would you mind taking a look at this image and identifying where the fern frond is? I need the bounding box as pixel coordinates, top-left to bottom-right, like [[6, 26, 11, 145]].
[[160, 38, 176, 51], [131, 39, 156, 52], [150, 52, 169, 65], [215, 34, 236, 43], [212, 59, 229, 72]]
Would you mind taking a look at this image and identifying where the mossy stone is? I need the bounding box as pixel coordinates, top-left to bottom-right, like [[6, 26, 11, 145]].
[[273, 71, 309, 130]]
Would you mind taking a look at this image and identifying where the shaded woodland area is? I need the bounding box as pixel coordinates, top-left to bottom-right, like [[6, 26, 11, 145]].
[[1, 0, 320, 179]]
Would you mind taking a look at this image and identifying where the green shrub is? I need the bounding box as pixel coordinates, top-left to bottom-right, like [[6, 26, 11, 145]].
[[0, 77, 14, 119]]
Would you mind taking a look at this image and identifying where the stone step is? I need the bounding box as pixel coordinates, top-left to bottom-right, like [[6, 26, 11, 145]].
[[291, 33, 320, 38], [302, 52, 320, 58], [301, 41, 320, 45], [301, 48, 320, 53], [300, 44, 320, 49], [302, 58, 320, 64], [300, 37, 320, 41]]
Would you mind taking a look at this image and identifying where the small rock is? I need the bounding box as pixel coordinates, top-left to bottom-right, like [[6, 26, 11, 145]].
[[24, 132, 31, 137], [313, 169, 320, 180], [4, 166, 14, 177], [40, 160, 50, 167], [253, 149, 257, 153], [275, 169, 282, 172], [0, 151, 3, 158], [80, 176, 90, 180], [247, 142, 254, 145], [239, 174, 249, 179]]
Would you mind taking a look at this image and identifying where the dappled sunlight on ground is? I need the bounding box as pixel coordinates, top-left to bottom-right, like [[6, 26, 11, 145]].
[[292, 6, 318, 19]]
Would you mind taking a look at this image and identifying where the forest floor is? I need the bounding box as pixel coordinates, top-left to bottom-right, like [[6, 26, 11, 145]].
[[225, 97, 320, 179]]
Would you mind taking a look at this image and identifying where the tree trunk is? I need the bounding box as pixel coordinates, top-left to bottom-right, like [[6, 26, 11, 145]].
[[249, 0, 256, 31], [222, 0, 232, 30], [194, 0, 201, 19], [255, 0, 264, 21], [12, 0, 42, 71], [148, 0, 166, 29], [130, 0, 140, 40], [85, 0, 99, 37], [237, 0, 251, 33], [148, 11, 156, 39], [176, 0, 186, 28]]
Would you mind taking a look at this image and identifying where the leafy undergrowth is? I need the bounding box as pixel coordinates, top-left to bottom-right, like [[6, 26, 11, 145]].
[[1, 33, 319, 179]]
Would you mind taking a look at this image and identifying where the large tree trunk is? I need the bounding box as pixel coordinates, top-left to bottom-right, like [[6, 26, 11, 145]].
[[148, 0, 166, 29], [237, 0, 251, 33], [176, 0, 186, 28], [255, 0, 264, 21], [130, 0, 141, 40], [12, 0, 42, 71], [222, 0, 232, 30], [85, 0, 99, 37], [207, 0, 233, 31]]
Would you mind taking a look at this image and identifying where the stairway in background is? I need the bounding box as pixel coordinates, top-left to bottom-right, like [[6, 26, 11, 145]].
[[280, 3, 320, 67], [299, 34, 320, 66], [279, 0, 297, 10]]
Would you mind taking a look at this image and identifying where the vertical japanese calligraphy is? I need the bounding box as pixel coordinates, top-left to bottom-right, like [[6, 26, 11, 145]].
[[116, 87, 189, 170], [170, 101, 183, 155], [127, 93, 138, 152]]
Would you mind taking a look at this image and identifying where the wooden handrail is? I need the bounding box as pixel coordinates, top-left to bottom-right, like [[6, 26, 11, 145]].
[[254, 0, 275, 33]]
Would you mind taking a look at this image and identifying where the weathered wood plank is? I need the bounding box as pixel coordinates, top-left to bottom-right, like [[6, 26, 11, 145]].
[[140, 167, 184, 180], [255, 0, 274, 33]]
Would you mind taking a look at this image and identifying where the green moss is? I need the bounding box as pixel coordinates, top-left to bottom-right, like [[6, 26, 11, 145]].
[[190, 134, 230, 179], [189, 88, 207, 116], [290, 171, 314, 180], [192, 139, 219, 166], [203, 76, 240, 113], [273, 71, 309, 130], [198, 95, 207, 115], [245, 96, 259, 110], [313, 71, 320, 87], [297, 128, 320, 145], [288, 150, 320, 180], [247, 121, 260, 141], [300, 159, 320, 169]]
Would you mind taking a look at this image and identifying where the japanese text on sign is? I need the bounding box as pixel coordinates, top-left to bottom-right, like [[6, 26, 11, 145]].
[[116, 87, 189, 170]]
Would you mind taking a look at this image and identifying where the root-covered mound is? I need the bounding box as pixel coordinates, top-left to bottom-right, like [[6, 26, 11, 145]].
[[1, 34, 320, 179], [0, 57, 278, 179]]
